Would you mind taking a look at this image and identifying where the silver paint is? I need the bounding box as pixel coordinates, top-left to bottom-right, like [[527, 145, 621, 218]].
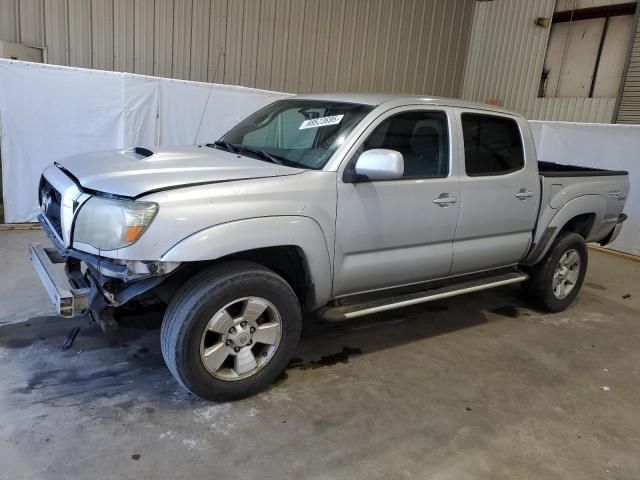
[[36, 94, 629, 311], [354, 149, 404, 181]]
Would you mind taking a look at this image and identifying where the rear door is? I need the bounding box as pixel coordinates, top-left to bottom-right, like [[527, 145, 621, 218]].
[[451, 110, 540, 274]]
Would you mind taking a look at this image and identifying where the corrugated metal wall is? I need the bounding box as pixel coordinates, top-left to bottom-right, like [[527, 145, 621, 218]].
[[0, 0, 474, 96], [461, 0, 619, 123], [616, 8, 640, 123]]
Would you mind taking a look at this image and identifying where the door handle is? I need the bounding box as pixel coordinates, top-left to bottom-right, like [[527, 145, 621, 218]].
[[515, 189, 534, 200], [433, 194, 458, 206]]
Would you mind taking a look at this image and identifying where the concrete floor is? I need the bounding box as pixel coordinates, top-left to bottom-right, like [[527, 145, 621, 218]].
[[1, 230, 639, 480]]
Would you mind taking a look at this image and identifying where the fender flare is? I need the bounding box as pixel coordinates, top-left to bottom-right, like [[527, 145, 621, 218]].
[[523, 195, 605, 266], [160, 216, 333, 308]]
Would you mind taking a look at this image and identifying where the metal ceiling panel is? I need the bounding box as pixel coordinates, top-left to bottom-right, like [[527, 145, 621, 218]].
[[91, 0, 114, 70], [0, 0, 19, 43], [1, 0, 474, 98], [67, 0, 91, 67], [19, 0, 44, 46], [172, 0, 192, 79], [113, 0, 134, 72], [190, 0, 210, 82], [133, 0, 154, 75], [43, 0, 69, 65], [154, 0, 175, 78]]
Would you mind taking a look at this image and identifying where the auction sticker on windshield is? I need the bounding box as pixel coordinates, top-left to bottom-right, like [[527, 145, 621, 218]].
[[299, 115, 344, 130]]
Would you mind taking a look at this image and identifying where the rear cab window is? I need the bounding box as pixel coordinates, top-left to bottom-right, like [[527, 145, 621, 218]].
[[461, 113, 524, 176]]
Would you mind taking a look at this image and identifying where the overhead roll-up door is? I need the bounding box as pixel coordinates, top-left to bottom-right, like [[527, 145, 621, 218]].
[[616, 12, 640, 124]]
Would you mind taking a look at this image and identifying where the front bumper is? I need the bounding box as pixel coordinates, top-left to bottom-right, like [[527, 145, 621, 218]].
[[32, 211, 180, 326], [29, 242, 89, 318]]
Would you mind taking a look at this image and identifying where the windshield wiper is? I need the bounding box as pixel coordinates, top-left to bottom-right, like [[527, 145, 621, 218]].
[[207, 141, 286, 166], [207, 140, 237, 153], [238, 146, 284, 165]]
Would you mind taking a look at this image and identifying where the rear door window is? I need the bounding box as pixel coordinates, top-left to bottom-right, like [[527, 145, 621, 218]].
[[461, 113, 524, 176]]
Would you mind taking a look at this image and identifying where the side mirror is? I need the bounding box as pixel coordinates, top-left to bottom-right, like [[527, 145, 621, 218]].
[[353, 149, 404, 181]]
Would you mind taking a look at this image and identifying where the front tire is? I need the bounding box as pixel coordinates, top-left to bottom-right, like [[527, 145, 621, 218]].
[[523, 231, 588, 312], [161, 261, 302, 401]]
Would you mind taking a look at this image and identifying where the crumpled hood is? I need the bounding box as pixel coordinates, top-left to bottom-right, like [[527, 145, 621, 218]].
[[56, 145, 303, 198]]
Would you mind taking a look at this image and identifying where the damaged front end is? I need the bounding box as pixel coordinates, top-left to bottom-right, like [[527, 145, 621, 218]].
[[31, 214, 180, 331]]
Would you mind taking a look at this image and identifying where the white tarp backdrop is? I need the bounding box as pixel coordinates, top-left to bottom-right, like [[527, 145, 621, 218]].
[[0, 60, 287, 222], [0, 60, 637, 254], [529, 121, 640, 255]]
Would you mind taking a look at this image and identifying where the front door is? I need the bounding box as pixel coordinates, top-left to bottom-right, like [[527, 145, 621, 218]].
[[451, 111, 540, 274], [333, 107, 461, 297]]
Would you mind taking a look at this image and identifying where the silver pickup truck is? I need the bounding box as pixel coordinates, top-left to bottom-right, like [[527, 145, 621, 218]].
[[31, 94, 629, 400]]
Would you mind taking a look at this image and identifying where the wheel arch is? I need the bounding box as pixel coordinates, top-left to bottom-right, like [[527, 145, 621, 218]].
[[523, 195, 604, 266], [160, 216, 332, 310]]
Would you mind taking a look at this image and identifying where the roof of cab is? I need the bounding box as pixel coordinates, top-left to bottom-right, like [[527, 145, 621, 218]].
[[291, 92, 521, 116]]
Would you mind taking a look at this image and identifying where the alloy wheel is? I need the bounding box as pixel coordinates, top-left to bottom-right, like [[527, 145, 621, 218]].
[[552, 249, 581, 299], [199, 296, 282, 380]]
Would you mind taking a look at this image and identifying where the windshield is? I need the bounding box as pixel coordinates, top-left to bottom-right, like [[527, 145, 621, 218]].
[[219, 99, 374, 170]]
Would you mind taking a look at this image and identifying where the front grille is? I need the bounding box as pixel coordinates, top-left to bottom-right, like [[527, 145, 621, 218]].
[[39, 176, 63, 239]]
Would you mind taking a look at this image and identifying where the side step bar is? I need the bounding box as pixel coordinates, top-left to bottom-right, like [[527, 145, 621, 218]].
[[320, 271, 528, 321]]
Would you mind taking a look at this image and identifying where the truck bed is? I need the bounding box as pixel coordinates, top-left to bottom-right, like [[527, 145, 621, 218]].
[[538, 161, 628, 177], [530, 163, 629, 260]]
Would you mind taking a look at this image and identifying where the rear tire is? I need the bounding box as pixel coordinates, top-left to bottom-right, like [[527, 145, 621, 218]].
[[522, 231, 588, 312], [161, 261, 302, 401]]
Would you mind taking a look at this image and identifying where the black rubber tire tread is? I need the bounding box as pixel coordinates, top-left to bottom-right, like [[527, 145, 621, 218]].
[[161, 261, 301, 401], [522, 231, 588, 312]]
